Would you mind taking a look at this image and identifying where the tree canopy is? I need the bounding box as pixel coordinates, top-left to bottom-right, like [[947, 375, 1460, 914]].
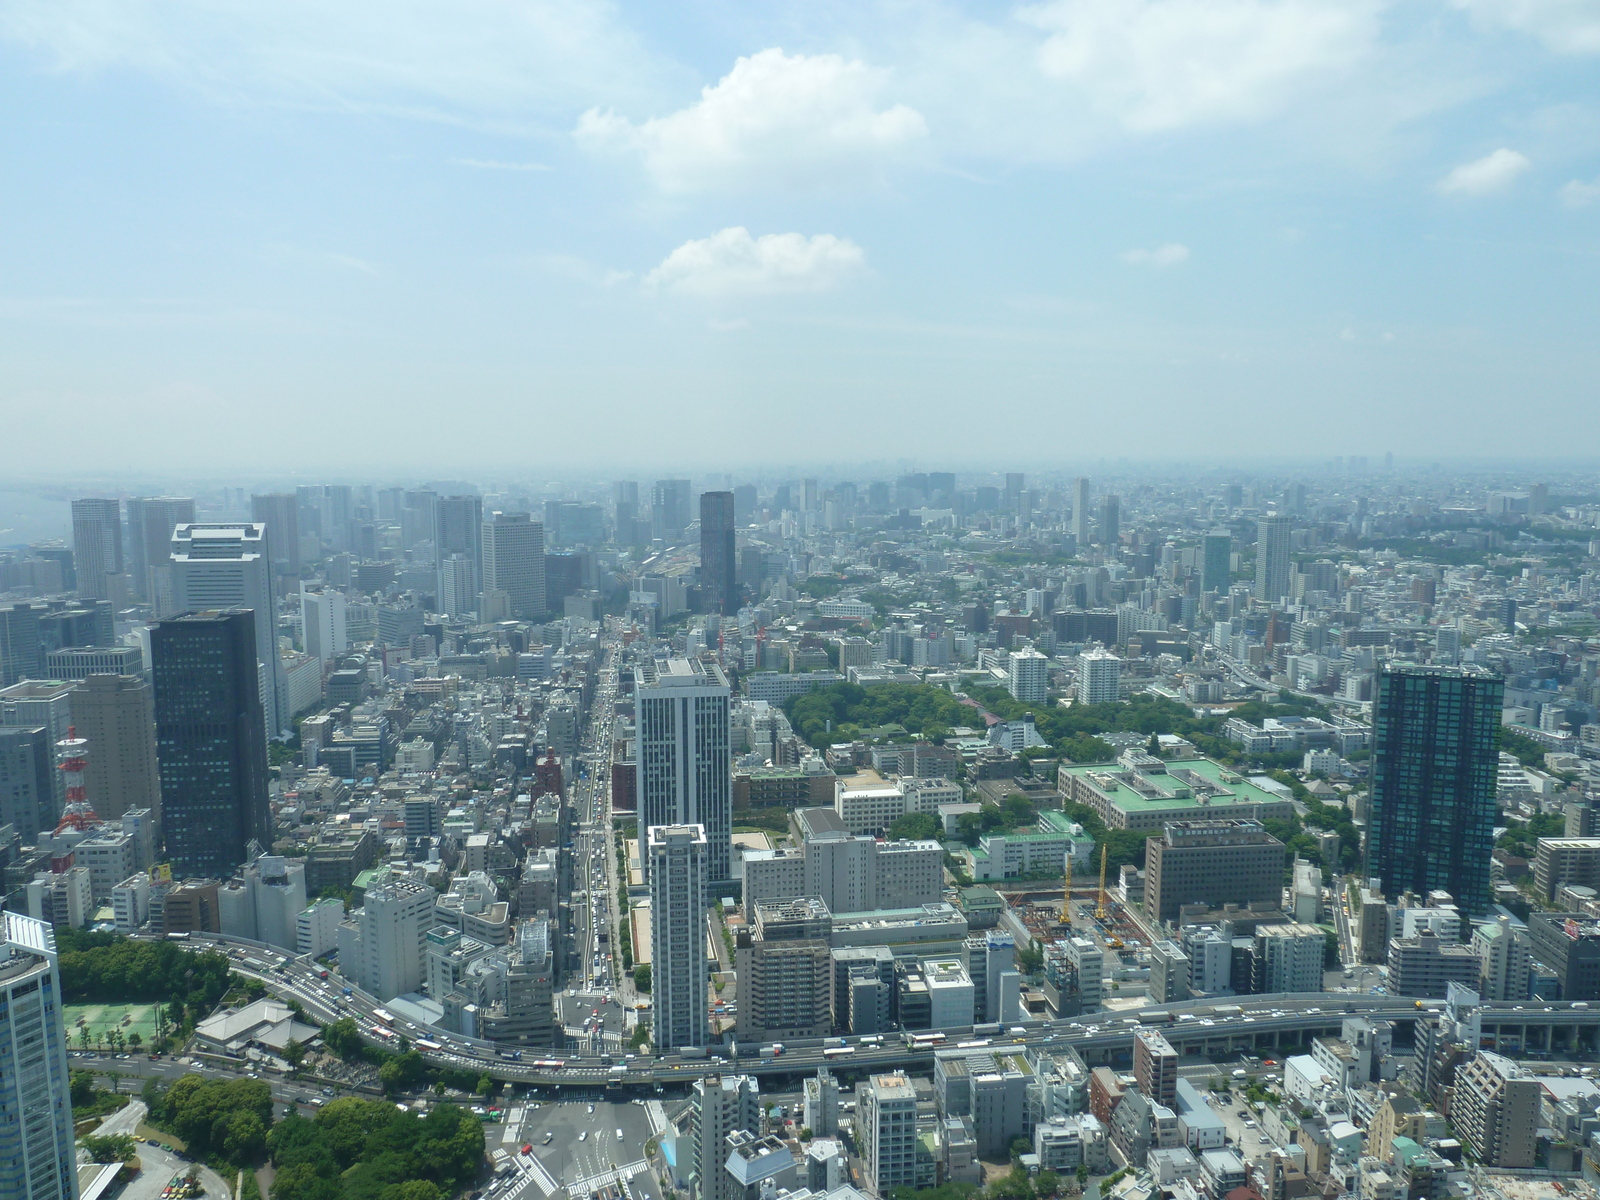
[[784, 683, 974, 746], [267, 1099, 484, 1200]]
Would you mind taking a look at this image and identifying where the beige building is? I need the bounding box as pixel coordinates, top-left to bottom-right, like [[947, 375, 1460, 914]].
[[1533, 837, 1600, 903], [735, 898, 834, 1042], [1451, 1052, 1539, 1168], [858, 1074, 922, 1195]]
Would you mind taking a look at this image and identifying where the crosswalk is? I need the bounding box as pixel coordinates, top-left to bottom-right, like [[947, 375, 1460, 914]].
[[506, 1152, 563, 1199], [569, 1159, 649, 1196]]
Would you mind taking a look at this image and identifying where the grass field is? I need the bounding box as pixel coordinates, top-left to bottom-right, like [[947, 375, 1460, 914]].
[[63, 1003, 160, 1050]]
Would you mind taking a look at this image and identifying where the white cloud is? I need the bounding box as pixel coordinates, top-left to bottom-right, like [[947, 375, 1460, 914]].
[[1123, 243, 1191, 266], [644, 228, 865, 298], [1560, 176, 1600, 206], [1438, 147, 1531, 194], [0, 0, 667, 122], [575, 47, 927, 192], [1451, 0, 1600, 54], [1018, 0, 1381, 131]]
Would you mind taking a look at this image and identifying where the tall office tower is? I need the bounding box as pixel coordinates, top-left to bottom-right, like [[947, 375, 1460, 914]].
[[320, 485, 354, 551], [638, 658, 732, 882], [2, 681, 75, 815], [434, 495, 484, 617], [1202, 531, 1232, 593], [402, 488, 437, 555], [482, 512, 546, 620], [151, 610, 271, 881], [170, 523, 286, 733], [1076, 648, 1122, 704], [1098, 494, 1120, 546], [0, 726, 54, 836], [1006, 472, 1025, 513], [700, 492, 738, 616], [0, 603, 43, 686], [300, 584, 348, 666], [801, 478, 819, 512], [649, 824, 711, 1052], [128, 496, 196, 605], [858, 1073, 920, 1195], [338, 877, 434, 1000], [71, 498, 123, 602], [1071, 477, 1092, 545], [689, 1074, 760, 1200], [1008, 648, 1048, 703], [294, 485, 324, 544], [732, 483, 757, 523], [1133, 1028, 1178, 1108], [613, 480, 641, 542], [249, 493, 301, 587], [67, 674, 160, 823], [652, 479, 692, 543], [1254, 515, 1292, 604], [1367, 663, 1503, 914], [0, 913, 78, 1200]]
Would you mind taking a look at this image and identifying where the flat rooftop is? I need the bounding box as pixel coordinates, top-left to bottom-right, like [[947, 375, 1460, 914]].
[[1060, 756, 1295, 815]]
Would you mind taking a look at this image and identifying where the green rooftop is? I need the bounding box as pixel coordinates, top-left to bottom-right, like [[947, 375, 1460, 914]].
[[1059, 755, 1296, 816]]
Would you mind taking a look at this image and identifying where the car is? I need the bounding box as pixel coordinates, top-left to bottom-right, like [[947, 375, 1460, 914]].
[[588, 1104, 595, 1114], [617, 1129, 624, 1140], [521, 1144, 533, 1155], [578, 1132, 588, 1141]]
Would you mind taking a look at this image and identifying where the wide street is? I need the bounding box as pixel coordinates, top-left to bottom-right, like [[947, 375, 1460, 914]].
[[490, 1096, 668, 1200]]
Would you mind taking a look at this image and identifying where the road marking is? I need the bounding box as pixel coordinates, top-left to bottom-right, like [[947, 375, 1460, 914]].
[[570, 1160, 649, 1194]]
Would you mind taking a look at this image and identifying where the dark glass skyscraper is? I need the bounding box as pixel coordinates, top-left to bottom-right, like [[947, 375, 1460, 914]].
[[151, 609, 271, 880], [700, 491, 737, 615], [1366, 663, 1503, 914]]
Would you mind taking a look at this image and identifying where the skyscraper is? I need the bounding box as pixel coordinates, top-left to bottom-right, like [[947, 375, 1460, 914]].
[[1005, 472, 1025, 513], [1076, 648, 1122, 704], [649, 823, 710, 1052], [1254, 515, 1292, 604], [250, 493, 302, 587], [482, 511, 546, 620], [652, 479, 692, 543], [637, 658, 732, 882], [70, 498, 123, 602], [434, 495, 484, 617], [0, 912, 78, 1200], [170, 523, 286, 733], [1366, 663, 1503, 914], [1071, 477, 1092, 546], [300, 584, 348, 666], [67, 674, 161, 823], [127, 496, 196, 605], [0, 726, 54, 837], [700, 491, 738, 616], [1202, 531, 1231, 594], [151, 610, 271, 881], [337, 877, 434, 1000], [1099, 494, 1121, 546]]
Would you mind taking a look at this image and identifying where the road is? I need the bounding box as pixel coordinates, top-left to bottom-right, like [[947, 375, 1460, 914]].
[[490, 1097, 666, 1200], [71, 1051, 357, 1119]]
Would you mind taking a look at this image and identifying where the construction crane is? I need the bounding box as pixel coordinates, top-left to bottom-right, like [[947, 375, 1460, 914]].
[[1095, 843, 1109, 922]]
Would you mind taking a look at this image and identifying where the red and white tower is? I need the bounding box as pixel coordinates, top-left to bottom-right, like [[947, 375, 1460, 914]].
[[54, 726, 101, 835]]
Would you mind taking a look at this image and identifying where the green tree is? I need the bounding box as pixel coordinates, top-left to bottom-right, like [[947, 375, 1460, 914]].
[[81, 1134, 136, 1163], [321, 1017, 364, 1061], [887, 812, 940, 841], [282, 1038, 307, 1071], [633, 963, 652, 992], [70, 1070, 98, 1107], [1037, 1170, 1061, 1197]]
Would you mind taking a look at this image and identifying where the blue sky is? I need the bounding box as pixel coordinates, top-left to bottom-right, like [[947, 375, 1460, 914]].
[[2, 0, 1598, 473]]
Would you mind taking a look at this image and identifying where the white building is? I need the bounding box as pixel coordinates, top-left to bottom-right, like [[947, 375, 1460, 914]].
[[27, 868, 92, 930], [859, 1073, 922, 1195], [742, 836, 943, 918], [0, 913, 78, 1200], [338, 877, 435, 1000], [649, 824, 710, 1052], [1076, 649, 1122, 705], [112, 872, 150, 934], [297, 897, 345, 959], [689, 1074, 760, 1200], [300, 584, 348, 666], [219, 854, 308, 953], [638, 659, 732, 883], [170, 522, 288, 734], [1008, 649, 1049, 704], [1255, 923, 1326, 993], [922, 957, 975, 1028], [835, 778, 908, 836]]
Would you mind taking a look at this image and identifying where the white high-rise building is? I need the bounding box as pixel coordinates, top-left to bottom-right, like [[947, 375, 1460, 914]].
[[0, 913, 79, 1200], [170, 523, 287, 734], [297, 897, 346, 959], [219, 854, 308, 953], [300, 584, 348, 666], [649, 824, 710, 1052], [483, 512, 547, 621], [338, 878, 434, 1000], [637, 658, 732, 883], [1255, 515, 1293, 605], [689, 1074, 760, 1200], [1008, 648, 1049, 704], [434, 495, 484, 618], [1076, 648, 1122, 704], [1071, 478, 1092, 547]]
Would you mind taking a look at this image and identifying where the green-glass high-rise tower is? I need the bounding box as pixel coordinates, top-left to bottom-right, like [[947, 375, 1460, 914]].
[[1366, 663, 1503, 915]]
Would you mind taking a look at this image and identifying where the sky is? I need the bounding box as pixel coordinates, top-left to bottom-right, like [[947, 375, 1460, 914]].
[[2, 0, 1599, 473]]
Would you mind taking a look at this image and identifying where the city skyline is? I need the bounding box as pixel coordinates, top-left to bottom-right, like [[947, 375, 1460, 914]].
[[3, 4, 1600, 470]]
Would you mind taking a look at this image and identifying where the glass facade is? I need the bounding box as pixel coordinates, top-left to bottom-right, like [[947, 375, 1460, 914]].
[[1366, 663, 1503, 914]]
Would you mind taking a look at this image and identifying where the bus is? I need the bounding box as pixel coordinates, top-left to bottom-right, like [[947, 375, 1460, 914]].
[[904, 1032, 947, 1049], [822, 1046, 856, 1059], [373, 1010, 395, 1025], [858, 1035, 883, 1047], [532, 1059, 565, 1070], [415, 1039, 443, 1051]]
